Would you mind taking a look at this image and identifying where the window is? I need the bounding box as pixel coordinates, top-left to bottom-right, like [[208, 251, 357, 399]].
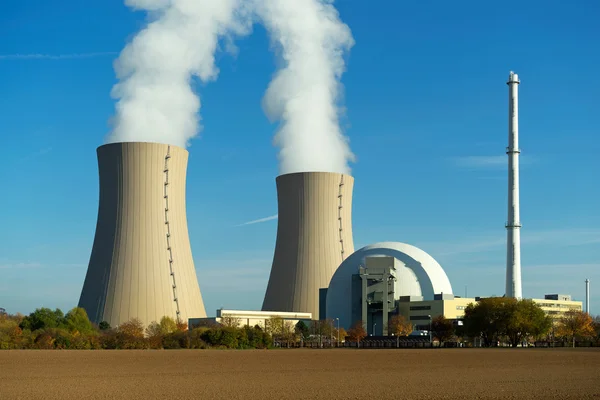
[[410, 305, 431, 311], [410, 315, 431, 321]]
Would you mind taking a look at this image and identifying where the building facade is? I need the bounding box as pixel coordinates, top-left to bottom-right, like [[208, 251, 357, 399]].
[[189, 309, 312, 329]]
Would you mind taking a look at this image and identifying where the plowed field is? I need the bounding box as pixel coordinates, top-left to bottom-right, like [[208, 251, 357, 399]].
[[1, 348, 599, 399]]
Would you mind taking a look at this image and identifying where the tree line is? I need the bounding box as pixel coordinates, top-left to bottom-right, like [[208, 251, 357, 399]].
[[0, 308, 272, 350], [343, 298, 600, 348], [2, 300, 598, 349]]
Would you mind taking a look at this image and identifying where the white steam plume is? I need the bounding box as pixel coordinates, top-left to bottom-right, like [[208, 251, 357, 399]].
[[106, 0, 252, 148], [254, 0, 355, 175]]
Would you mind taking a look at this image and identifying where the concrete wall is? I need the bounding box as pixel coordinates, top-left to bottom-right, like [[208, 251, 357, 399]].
[[79, 142, 206, 327], [262, 172, 354, 319]]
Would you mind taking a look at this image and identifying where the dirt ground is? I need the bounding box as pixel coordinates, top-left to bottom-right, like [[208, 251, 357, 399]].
[[1, 348, 599, 399]]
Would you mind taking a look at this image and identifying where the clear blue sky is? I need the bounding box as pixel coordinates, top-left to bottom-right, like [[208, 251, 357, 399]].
[[1, 0, 598, 316]]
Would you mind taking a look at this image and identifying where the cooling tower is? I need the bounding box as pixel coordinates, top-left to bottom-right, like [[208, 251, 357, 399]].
[[262, 172, 354, 319], [79, 142, 206, 328]]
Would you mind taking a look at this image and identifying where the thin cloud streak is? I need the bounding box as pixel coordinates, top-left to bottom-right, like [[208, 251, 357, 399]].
[[236, 214, 278, 227], [0, 52, 117, 60]]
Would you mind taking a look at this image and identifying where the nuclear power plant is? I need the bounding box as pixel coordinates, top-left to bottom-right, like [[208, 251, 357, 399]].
[[72, 72, 586, 334], [79, 142, 206, 328], [262, 172, 354, 319]]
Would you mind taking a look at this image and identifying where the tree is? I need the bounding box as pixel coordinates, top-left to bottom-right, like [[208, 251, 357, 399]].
[[505, 300, 551, 347], [431, 316, 455, 346], [295, 320, 310, 341], [593, 316, 600, 344], [335, 327, 347, 344], [118, 318, 145, 337], [220, 315, 242, 328], [65, 307, 94, 334], [176, 319, 188, 332], [463, 298, 515, 347], [464, 298, 553, 347], [98, 321, 111, 331], [388, 315, 413, 337], [19, 308, 66, 332], [159, 316, 178, 334], [556, 310, 595, 347], [347, 321, 367, 347]]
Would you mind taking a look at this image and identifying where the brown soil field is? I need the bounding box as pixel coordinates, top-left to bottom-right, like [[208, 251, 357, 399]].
[[1, 348, 599, 399]]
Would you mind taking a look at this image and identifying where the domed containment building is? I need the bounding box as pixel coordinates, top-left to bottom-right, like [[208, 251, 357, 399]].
[[262, 172, 354, 319], [79, 142, 206, 328], [325, 242, 453, 334]]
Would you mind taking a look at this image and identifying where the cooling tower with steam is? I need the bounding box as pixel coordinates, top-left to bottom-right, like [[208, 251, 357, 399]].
[[79, 142, 206, 327], [262, 172, 354, 319]]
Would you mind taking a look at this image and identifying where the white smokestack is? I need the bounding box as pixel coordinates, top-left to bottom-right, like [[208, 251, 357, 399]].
[[255, 0, 355, 175], [505, 71, 522, 299], [585, 278, 590, 314], [106, 0, 252, 147]]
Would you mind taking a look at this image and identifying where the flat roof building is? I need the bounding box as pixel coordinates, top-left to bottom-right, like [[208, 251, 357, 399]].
[[189, 309, 312, 330]]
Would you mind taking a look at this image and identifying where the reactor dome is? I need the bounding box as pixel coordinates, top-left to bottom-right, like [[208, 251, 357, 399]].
[[325, 242, 453, 330]]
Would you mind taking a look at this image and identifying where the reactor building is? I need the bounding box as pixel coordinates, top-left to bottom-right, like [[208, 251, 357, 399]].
[[79, 142, 206, 328], [324, 242, 454, 334], [262, 172, 355, 319]]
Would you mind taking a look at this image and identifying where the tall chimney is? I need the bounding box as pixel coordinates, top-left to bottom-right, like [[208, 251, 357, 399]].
[[505, 71, 523, 299], [585, 278, 590, 314]]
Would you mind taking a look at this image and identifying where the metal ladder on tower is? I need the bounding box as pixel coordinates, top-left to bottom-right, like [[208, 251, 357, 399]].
[[337, 174, 345, 262], [164, 146, 181, 323]]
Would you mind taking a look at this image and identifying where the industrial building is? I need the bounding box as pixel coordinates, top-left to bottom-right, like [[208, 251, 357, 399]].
[[396, 294, 582, 331], [79, 142, 206, 328], [262, 172, 354, 319], [189, 309, 312, 330]]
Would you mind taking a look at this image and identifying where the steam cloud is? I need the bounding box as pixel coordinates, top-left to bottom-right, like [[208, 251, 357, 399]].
[[106, 0, 251, 147], [254, 0, 355, 175], [108, 0, 355, 174]]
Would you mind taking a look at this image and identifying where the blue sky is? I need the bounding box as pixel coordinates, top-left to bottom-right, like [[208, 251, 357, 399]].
[[1, 0, 598, 316]]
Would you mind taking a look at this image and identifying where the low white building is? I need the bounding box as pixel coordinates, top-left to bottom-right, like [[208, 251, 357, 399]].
[[189, 309, 312, 329]]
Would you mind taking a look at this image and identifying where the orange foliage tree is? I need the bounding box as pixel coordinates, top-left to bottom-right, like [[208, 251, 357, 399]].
[[388, 315, 413, 337], [556, 310, 595, 347], [347, 321, 367, 347]]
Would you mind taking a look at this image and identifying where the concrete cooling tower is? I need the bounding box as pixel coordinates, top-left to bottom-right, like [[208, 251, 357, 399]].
[[79, 142, 206, 328], [262, 172, 354, 319]]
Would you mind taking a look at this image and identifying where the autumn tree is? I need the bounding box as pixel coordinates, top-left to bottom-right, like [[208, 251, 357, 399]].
[[431, 316, 455, 346], [176, 319, 188, 332], [556, 310, 595, 347], [347, 321, 367, 347], [335, 327, 347, 344], [388, 315, 413, 337]]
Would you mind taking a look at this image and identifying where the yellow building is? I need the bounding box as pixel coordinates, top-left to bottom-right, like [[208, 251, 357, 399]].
[[397, 294, 477, 330], [398, 293, 582, 330], [532, 294, 582, 320]]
